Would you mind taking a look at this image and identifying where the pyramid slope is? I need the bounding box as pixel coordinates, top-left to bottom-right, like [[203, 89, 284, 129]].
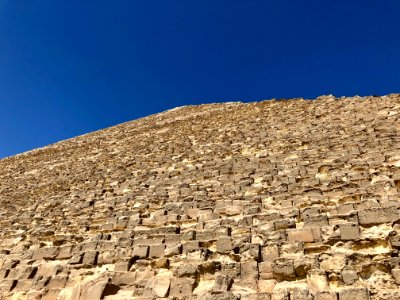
[[1, 95, 400, 299]]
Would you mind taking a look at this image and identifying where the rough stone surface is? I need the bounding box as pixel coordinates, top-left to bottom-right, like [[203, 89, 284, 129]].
[[0, 94, 400, 299]]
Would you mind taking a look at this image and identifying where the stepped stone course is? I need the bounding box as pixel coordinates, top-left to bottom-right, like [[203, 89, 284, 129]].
[[1, 94, 400, 299]]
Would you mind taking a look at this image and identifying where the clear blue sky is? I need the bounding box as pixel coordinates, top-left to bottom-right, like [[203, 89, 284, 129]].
[[1, 1, 399, 158]]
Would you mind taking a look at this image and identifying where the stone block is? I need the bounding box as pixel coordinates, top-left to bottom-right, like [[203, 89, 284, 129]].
[[341, 269, 358, 284], [165, 244, 181, 257], [0, 279, 17, 292], [241, 260, 259, 280], [32, 247, 59, 260], [259, 262, 274, 279], [14, 279, 33, 291], [212, 274, 233, 293], [339, 223, 360, 240], [153, 275, 171, 297], [307, 269, 328, 292], [315, 291, 337, 300], [261, 244, 280, 262], [391, 268, 400, 284], [304, 214, 329, 227], [273, 258, 295, 281], [338, 288, 370, 300], [132, 245, 149, 258], [176, 264, 198, 278], [358, 207, 399, 225], [170, 277, 196, 298], [57, 245, 73, 260], [221, 262, 241, 279], [47, 275, 68, 289], [82, 251, 99, 266], [217, 236, 233, 254], [258, 279, 276, 293], [149, 244, 166, 258], [290, 288, 311, 300], [274, 219, 296, 230], [287, 228, 320, 243]]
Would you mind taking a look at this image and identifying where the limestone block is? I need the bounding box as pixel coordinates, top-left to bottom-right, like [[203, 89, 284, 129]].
[[170, 277, 196, 298], [68, 253, 83, 265], [341, 269, 358, 285], [82, 251, 99, 266], [132, 245, 149, 258], [294, 256, 318, 277], [262, 244, 280, 262], [315, 291, 337, 300], [258, 279, 276, 293], [182, 241, 200, 254], [151, 258, 169, 269], [271, 289, 289, 300], [47, 275, 68, 289], [42, 289, 60, 300], [259, 262, 274, 280], [273, 219, 296, 230], [391, 268, 400, 284], [79, 280, 107, 300], [32, 247, 59, 260], [14, 278, 33, 291], [339, 223, 360, 240], [338, 288, 370, 300], [217, 236, 233, 254], [358, 207, 399, 225], [221, 262, 241, 279], [112, 271, 136, 286], [149, 244, 166, 258], [290, 288, 311, 300], [153, 275, 171, 297], [0, 279, 17, 292], [389, 234, 400, 249], [206, 292, 238, 300], [57, 245, 73, 260], [272, 258, 295, 281], [287, 228, 320, 243], [319, 254, 346, 272], [307, 270, 328, 293], [240, 243, 261, 261], [165, 244, 181, 257], [176, 264, 198, 278], [304, 215, 329, 227], [212, 274, 233, 293]]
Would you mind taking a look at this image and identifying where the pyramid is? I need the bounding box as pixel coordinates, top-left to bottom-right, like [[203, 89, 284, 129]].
[[1, 94, 400, 299]]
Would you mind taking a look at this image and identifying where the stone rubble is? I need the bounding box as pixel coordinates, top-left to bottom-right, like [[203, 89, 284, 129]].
[[0, 94, 400, 299]]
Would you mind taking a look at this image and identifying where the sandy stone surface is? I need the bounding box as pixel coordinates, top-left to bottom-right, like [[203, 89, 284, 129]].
[[1, 94, 400, 299]]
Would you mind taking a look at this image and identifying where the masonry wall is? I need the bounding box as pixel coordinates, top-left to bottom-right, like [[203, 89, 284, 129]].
[[0, 94, 400, 300]]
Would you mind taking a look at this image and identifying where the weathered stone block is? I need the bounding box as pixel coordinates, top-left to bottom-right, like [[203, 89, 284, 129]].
[[212, 274, 233, 293], [341, 269, 358, 285], [358, 207, 399, 225], [32, 247, 59, 260], [153, 275, 171, 297], [82, 251, 98, 266], [339, 223, 360, 240], [259, 262, 274, 279], [338, 288, 370, 300], [315, 291, 337, 300], [176, 264, 198, 278], [272, 258, 295, 281], [170, 277, 196, 298], [261, 244, 280, 262], [149, 244, 166, 258], [287, 228, 320, 243], [217, 236, 233, 254], [132, 245, 149, 258]]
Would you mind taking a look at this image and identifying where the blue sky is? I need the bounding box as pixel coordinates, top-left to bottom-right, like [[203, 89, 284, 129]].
[[1, 1, 399, 158]]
